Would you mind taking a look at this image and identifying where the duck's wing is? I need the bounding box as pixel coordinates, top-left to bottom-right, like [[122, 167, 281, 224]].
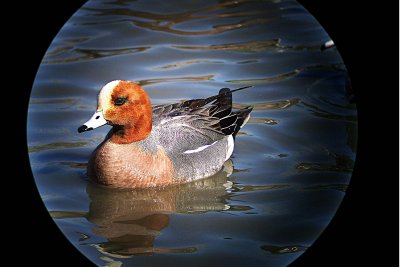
[[152, 86, 252, 117], [153, 113, 225, 155], [152, 86, 253, 154]]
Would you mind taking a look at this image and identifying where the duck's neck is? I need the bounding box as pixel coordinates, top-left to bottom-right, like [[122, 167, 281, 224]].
[[110, 120, 152, 144]]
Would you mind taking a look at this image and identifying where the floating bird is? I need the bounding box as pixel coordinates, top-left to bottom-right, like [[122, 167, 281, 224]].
[[78, 80, 253, 188]]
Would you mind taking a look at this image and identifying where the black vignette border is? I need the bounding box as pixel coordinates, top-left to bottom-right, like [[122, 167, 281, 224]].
[[11, 1, 93, 266], [10, 0, 398, 266], [292, 0, 398, 266]]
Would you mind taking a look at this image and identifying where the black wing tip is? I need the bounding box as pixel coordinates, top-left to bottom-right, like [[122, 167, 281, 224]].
[[230, 85, 254, 93], [246, 106, 254, 113], [218, 88, 230, 94], [235, 106, 253, 114], [219, 85, 254, 95]]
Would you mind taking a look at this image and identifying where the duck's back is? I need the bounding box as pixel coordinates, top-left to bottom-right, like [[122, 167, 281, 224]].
[[149, 87, 253, 182]]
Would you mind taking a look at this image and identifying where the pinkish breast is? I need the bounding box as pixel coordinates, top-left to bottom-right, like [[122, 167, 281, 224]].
[[88, 140, 175, 189]]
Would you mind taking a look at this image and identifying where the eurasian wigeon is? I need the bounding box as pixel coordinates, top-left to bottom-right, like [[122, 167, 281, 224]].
[[78, 80, 253, 188]]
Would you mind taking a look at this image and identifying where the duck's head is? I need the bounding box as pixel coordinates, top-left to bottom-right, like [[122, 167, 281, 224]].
[[78, 80, 152, 144]]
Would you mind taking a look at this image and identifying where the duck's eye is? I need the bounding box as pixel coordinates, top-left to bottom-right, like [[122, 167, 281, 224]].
[[114, 96, 127, 106]]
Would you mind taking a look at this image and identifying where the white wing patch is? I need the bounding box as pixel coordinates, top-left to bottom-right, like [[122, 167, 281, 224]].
[[183, 141, 217, 154], [225, 135, 234, 161]]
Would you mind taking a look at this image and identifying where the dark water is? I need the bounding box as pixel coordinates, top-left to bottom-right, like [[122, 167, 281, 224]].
[[27, 0, 357, 266]]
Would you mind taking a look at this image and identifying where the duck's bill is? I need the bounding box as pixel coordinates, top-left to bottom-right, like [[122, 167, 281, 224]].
[[78, 111, 107, 133]]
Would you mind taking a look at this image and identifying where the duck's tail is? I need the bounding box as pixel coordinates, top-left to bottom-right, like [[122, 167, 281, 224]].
[[231, 107, 252, 138], [211, 87, 253, 138]]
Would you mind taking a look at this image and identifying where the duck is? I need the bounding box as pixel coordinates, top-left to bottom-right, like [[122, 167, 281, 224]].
[[78, 80, 253, 189]]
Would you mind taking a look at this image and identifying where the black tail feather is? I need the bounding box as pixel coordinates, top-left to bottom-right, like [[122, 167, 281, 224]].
[[179, 86, 253, 109], [209, 87, 253, 137], [176, 86, 253, 137], [210, 87, 232, 118], [232, 107, 253, 138], [220, 115, 238, 131]]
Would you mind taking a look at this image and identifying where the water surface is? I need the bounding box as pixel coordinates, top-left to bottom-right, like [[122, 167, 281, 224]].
[[28, 0, 357, 266]]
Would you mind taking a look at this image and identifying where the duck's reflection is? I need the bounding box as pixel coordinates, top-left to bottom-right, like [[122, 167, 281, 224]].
[[86, 161, 233, 257]]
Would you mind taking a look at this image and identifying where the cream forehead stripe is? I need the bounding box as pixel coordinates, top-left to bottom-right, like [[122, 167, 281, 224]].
[[97, 80, 122, 111]]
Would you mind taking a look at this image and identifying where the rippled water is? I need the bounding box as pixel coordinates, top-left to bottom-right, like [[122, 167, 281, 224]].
[[27, 0, 357, 266]]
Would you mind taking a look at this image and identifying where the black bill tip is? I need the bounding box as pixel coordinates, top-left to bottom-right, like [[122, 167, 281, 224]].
[[78, 125, 93, 133]]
